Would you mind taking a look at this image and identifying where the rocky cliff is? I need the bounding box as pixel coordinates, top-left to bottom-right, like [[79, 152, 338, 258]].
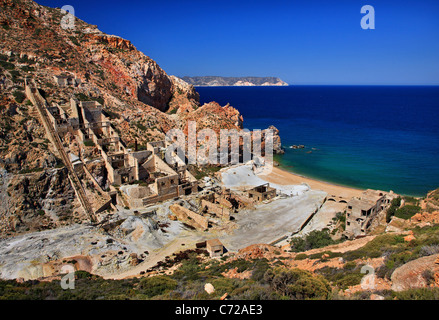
[[0, 0, 282, 238]]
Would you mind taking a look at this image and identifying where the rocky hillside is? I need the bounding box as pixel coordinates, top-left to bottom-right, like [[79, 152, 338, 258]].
[[181, 76, 289, 87], [0, 0, 283, 237]]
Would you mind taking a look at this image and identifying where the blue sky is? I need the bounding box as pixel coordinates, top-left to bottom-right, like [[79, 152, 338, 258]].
[[37, 0, 439, 85]]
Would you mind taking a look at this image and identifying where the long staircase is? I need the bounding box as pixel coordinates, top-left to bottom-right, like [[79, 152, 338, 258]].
[[25, 79, 96, 223]]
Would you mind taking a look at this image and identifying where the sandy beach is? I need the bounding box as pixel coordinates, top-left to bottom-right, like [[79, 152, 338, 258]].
[[258, 166, 364, 200]]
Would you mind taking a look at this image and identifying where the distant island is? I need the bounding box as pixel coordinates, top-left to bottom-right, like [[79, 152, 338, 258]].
[[180, 76, 289, 87]]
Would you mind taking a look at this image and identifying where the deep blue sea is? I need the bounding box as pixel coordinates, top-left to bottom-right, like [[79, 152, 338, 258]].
[[197, 86, 439, 196]]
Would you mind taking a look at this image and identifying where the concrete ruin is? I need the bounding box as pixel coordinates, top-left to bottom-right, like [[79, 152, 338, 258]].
[[43, 96, 198, 208], [201, 200, 230, 221], [206, 239, 224, 258], [344, 189, 398, 238], [53, 75, 82, 87], [169, 204, 209, 231], [247, 183, 277, 202]]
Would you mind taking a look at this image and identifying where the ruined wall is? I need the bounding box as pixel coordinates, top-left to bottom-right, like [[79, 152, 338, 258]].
[[170, 204, 208, 230], [201, 200, 230, 220]]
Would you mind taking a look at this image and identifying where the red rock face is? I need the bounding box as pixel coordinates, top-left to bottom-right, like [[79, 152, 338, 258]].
[[180, 102, 243, 134], [85, 34, 135, 51]]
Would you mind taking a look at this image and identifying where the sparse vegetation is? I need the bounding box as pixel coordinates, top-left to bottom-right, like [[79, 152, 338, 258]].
[[386, 196, 402, 223], [13, 90, 26, 103], [394, 204, 421, 220], [290, 229, 337, 252]]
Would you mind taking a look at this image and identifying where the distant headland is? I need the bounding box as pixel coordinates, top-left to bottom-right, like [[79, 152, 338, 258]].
[[180, 76, 289, 87]]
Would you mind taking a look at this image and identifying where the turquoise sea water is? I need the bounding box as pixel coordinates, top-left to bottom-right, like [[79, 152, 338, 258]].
[[197, 86, 439, 196]]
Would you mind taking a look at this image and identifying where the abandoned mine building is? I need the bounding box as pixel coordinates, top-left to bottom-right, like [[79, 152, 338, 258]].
[[344, 189, 398, 238], [247, 183, 277, 202], [206, 239, 224, 258], [45, 95, 198, 208]]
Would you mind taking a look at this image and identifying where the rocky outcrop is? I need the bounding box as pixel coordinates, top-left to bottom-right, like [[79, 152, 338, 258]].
[[169, 204, 208, 231], [0, 168, 81, 237], [391, 254, 439, 291], [168, 75, 200, 114], [179, 102, 243, 133], [85, 34, 135, 51], [263, 125, 284, 155]]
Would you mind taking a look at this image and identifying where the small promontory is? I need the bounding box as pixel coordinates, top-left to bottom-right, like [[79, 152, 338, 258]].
[[180, 76, 288, 87]]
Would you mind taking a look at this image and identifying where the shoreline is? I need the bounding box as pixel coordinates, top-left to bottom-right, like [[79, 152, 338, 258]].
[[258, 165, 364, 200]]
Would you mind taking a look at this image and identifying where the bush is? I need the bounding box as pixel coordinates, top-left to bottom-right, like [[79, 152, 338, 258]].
[[394, 205, 421, 220], [0, 60, 15, 70], [403, 196, 419, 205], [74, 270, 94, 280], [137, 276, 177, 298], [69, 36, 80, 46], [316, 264, 364, 290], [135, 122, 147, 131], [210, 278, 237, 296], [263, 267, 331, 300], [13, 90, 26, 103], [386, 197, 401, 223], [343, 234, 405, 261], [392, 288, 439, 300], [419, 245, 439, 257], [295, 253, 308, 260], [172, 254, 202, 281], [290, 229, 336, 252], [168, 108, 178, 114], [250, 259, 270, 281]]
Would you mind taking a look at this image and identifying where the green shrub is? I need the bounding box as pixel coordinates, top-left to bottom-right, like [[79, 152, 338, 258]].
[[135, 122, 147, 131], [19, 167, 44, 174], [392, 288, 439, 300], [403, 196, 419, 205], [137, 276, 177, 298], [343, 234, 405, 261], [210, 278, 237, 296], [20, 66, 35, 73], [263, 267, 331, 300], [295, 253, 308, 260], [316, 264, 364, 290], [172, 254, 202, 281], [290, 229, 336, 252], [69, 36, 80, 46], [394, 205, 421, 220], [0, 60, 15, 70], [386, 197, 401, 223], [13, 90, 26, 103], [250, 259, 270, 281]]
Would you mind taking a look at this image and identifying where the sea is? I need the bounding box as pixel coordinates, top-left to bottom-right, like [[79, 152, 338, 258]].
[[197, 85, 439, 197]]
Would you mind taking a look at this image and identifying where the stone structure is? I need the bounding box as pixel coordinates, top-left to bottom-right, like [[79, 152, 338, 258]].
[[53, 75, 81, 87], [169, 204, 208, 231], [42, 95, 198, 208], [201, 199, 230, 220], [206, 239, 224, 258], [345, 189, 398, 238], [247, 183, 276, 202]]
